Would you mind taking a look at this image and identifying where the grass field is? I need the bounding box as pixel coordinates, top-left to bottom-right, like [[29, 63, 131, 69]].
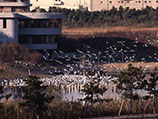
[[63, 27, 158, 35], [102, 62, 158, 73]]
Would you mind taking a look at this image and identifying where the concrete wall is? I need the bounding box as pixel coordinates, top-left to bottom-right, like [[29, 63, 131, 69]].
[[0, 18, 18, 43], [91, 0, 108, 11], [30, 0, 53, 11]]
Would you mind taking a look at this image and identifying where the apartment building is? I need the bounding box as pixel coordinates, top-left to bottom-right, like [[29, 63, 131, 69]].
[[0, 0, 65, 52], [30, 0, 158, 11], [91, 0, 158, 11], [30, 0, 91, 11]]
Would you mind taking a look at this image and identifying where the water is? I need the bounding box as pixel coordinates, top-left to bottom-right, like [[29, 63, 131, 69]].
[[0, 74, 149, 101], [1, 87, 23, 101], [0, 84, 120, 101]]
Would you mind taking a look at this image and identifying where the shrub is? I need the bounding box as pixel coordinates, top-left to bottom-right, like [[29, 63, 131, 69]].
[[30, 51, 43, 64], [0, 42, 43, 65]]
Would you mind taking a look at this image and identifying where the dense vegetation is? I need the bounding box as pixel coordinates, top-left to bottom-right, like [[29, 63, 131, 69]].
[[0, 42, 43, 64], [49, 6, 158, 27], [0, 42, 44, 78], [1, 65, 158, 118]]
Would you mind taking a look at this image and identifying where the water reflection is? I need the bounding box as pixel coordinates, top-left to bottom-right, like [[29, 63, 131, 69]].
[[1, 87, 23, 101], [1, 85, 120, 101]]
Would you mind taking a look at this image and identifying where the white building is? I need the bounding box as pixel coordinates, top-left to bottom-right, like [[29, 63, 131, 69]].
[[0, 0, 65, 52], [30, 0, 91, 11], [30, 0, 158, 11]]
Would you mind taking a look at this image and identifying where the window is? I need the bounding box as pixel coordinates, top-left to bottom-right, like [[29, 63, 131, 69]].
[[18, 19, 62, 28], [3, 19, 7, 29], [19, 35, 56, 44]]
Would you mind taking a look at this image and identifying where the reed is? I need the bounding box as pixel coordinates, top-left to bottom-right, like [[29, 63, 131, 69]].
[[0, 98, 155, 119]]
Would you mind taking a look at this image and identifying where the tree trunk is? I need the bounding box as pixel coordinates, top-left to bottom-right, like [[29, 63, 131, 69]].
[[153, 96, 156, 114], [153, 96, 158, 114], [144, 100, 150, 112], [118, 100, 124, 116], [130, 89, 133, 114], [130, 98, 132, 114], [141, 98, 144, 118]]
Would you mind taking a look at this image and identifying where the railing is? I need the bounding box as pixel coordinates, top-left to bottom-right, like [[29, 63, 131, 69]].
[[0, 0, 17, 2], [0, 0, 29, 3], [84, 114, 158, 119]]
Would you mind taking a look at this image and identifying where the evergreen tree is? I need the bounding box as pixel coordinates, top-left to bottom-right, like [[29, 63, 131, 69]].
[[82, 74, 107, 105], [0, 86, 12, 119], [114, 64, 145, 114], [81, 73, 110, 117], [143, 67, 158, 114], [20, 76, 54, 119]]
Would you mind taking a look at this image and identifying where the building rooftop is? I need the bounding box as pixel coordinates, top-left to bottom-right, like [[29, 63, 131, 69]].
[[0, 2, 31, 7], [0, 0, 31, 7], [0, 12, 66, 19], [0, 0, 28, 2]]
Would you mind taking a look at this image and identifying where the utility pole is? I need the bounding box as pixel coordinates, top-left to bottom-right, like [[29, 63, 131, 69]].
[[108, 55, 110, 63], [98, 51, 101, 67], [82, 54, 86, 76]]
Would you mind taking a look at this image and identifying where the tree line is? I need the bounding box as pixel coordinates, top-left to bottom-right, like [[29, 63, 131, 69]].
[[48, 6, 158, 27], [0, 64, 158, 118]]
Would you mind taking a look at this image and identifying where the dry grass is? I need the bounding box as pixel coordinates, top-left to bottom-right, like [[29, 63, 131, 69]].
[[102, 62, 158, 72], [63, 27, 158, 36], [0, 65, 27, 79]]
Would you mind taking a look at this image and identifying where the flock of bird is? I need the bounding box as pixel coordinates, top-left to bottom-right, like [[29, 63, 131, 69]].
[[1, 36, 157, 100], [0, 75, 117, 89], [0, 79, 25, 87], [4, 39, 155, 89]]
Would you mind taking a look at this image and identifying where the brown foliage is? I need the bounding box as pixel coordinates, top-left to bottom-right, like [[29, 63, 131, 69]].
[[0, 99, 155, 119], [0, 42, 43, 65], [30, 51, 43, 64], [0, 42, 30, 63]]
